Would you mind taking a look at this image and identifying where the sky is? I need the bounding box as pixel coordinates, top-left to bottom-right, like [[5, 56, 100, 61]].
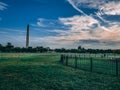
[[0, 0, 120, 49]]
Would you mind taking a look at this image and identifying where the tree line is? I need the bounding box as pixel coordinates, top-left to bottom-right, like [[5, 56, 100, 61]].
[[0, 42, 50, 53], [0, 43, 120, 53]]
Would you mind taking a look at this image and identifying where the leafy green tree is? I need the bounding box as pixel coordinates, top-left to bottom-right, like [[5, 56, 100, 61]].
[[13, 47, 21, 52], [5, 42, 14, 52], [78, 46, 82, 50], [6, 42, 14, 49], [0, 43, 3, 52]]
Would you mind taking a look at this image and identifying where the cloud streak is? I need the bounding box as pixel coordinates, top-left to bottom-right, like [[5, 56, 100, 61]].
[[0, 2, 8, 11], [67, 0, 120, 24], [67, 0, 111, 31], [99, 1, 120, 15], [67, 0, 87, 15], [30, 14, 120, 49]]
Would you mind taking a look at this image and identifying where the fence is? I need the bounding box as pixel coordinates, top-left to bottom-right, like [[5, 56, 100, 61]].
[[60, 54, 120, 76]]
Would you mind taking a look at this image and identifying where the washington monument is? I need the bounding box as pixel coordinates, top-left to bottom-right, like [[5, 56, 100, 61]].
[[26, 24, 29, 47]]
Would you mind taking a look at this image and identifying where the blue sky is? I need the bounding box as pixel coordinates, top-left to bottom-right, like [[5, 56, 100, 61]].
[[0, 0, 120, 49]]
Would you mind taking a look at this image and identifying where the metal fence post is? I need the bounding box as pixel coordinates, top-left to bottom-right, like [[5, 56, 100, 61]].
[[60, 54, 63, 63]]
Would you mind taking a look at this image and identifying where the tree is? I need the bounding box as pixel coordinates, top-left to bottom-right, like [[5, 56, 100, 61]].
[[78, 46, 82, 50], [6, 42, 14, 49], [13, 47, 21, 52], [5, 42, 14, 52], [0, 43, 3, 52]]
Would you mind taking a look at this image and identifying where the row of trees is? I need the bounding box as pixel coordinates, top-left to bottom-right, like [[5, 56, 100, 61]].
[[0, 43, 120, 53], [0, 43, 51, 53], [55, 48, 117, 53]]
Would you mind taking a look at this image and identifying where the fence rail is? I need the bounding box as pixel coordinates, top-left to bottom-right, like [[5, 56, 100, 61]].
[[60, 54, 120, 76]]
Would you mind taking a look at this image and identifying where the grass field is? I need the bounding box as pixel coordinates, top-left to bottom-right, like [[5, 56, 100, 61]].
[[0, 53, 120, 90]]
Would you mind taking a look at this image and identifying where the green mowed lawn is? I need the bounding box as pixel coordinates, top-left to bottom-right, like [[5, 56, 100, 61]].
[[0, 53, 120, 90]]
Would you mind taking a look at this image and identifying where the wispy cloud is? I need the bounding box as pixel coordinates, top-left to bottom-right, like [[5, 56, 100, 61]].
[[32, 18, 69, 30], [67, 0, 120, 15], [67, 0, 110, 30], [0, 2, 8, 11], [59, 15, 99, 30], [30, 14, 120, 49], [37, 18, 46, 27], [99, 1, 120, 15], [67, 0, 120, 23], [58, 15, 120, 42], [67, 0, 87, 15], [0, 28, 26, 34], [36, 18, 60, 27], [30, 0, 120, 49]]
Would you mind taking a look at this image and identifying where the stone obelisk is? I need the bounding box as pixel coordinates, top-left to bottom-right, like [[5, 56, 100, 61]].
[[26, 24, 29, 48]]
